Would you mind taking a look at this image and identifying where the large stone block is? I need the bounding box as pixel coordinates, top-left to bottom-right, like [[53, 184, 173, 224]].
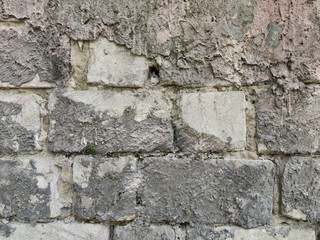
[[0, 0, 47, 20], [0, 26, 69, 88], [73, 155, 139, 222], [0, 222, 110, 240], [87, 38, 149, 87], [0, 93, 44, 155], [0, 156, 71, 221], [186, 225, 316, 240], [48, 90, 173, 153], [282, 157, 320, 221], [256, 86, 320, 154], [139, 157, 274, 228], [176, 91, 246, 152], [114, 222, 185, 240]]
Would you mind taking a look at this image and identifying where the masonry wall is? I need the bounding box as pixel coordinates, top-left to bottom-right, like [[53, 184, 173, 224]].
[[0, 0, 320, 239]]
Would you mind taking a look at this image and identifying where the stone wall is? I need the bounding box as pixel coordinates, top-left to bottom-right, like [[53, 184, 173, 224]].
[[0, 0, 320, 239]]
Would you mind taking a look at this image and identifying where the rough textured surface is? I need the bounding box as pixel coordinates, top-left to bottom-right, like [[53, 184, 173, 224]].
[[0, 222, 110, 240], [0, 0, 47, 20], [176, 91, 246, 152], [256, 85, 320, 154], [282, 157, 320, 222], [0, 93, 44, 155], [114, 222, 185, 240], [139, 157, 274, 228], [187, 225, 316, 240], [48, 90, 173, 153], [87, 38, 150, 87], [0, 26, 70, 88], [73, 155, 139, 222], [0, 156, 70, 221]]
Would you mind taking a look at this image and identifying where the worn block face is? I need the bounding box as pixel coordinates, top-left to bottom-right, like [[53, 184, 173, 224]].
[[140, 157, 274, 228], [0, 0, 46, 20], [186, 225, 316, 240], [73, 156, 139, 222], [0, 156, 69, 221], [48, 90, 173, 153], [256, 86, 320, 154], [87, 38, 149, 87], [114, 222, 185, 240], [281, 157, 320, 221], [176, 91, 246, 152], [0, 93, 44, 154], [0, 27, 69, 88], [0, 222, 110, 240]]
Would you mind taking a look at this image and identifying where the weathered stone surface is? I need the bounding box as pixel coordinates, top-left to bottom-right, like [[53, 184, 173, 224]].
[[73, 155, 139, 222], [176, 91, 246, 152], [0, 0, 47, 20], [256, 86, 320, 154], [187, 225, 316, 240], [0, 156, 71, 221], [281, 157, 320, 221], [139, 157, 274, 228], [0, 222, 110, 240], [87, 38, 149, 87], [114, 222, 186, 240], [0, 26, 70, 88], [48, 90, 173, 153], [0, 93, 44, 155], [47, 0, 320, 87]]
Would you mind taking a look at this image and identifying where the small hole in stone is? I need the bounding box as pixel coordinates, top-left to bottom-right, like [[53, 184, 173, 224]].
[[149, 64, 160, 78]]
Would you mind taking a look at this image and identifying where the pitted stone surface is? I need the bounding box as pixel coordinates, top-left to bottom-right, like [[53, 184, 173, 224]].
[[256, 86, 320, 154], [0, 156, 70, 221], [0, 0, 47, 20], [176, 91, 246, 152], [87, 38, 149, 87], [139, 157, 274, 228], [73, 155, 139, 222], [0, 93, 44, 154], [48, 90, 173, 153], [282, 157, 320, 222], [0, 26, 69, 88], [0, 222, 110, 240], [114, 222, 185, 240], [186, 225, 316, 240]]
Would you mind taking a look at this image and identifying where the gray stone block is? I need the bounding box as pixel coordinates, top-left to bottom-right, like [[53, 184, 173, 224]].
[[73, 155, 139, 222], [187, 225, 316, 240], [176, 91, 246, 152], [0, 27, 70, 88], [282, 157, 320, 221], [0, 156, 70, 221], [114, 222, 185, 240], [48, 90, 173, 153], [0, 0, 46, 20], [0, 222, 110, 240], [87, 38, 149, 87], [139, 157, 274, 228], [256, 86, 320, 154], [0, 93, 44, 155]]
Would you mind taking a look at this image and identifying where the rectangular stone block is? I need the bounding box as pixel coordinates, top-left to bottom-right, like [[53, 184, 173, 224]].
[[0, 93, 44, 154], [48, 90, 173, 153], [73, 155, 139, 222], [114, 222, 185, 240], [0, 156, 71, 221], [282, 157, 320, 222], [186, 225, 316, 240], [256, 86, 320, 154], [0, 26, 69, 88], [87, 38, 149, 87], [139, 157, 274, 228], [0, 222, 110, 240], [176, 91, 246, 152]]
